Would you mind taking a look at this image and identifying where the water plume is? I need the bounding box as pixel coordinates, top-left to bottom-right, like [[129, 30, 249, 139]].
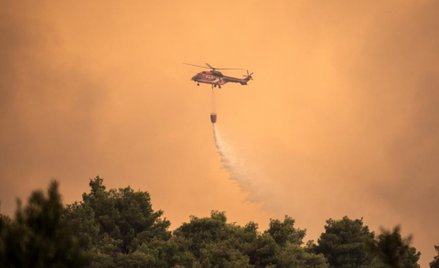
[[211, 124, 276, 205], [212, 124, 245, 183]]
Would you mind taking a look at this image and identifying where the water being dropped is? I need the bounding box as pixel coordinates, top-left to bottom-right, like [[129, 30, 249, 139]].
[[211, 124, 268, 203]]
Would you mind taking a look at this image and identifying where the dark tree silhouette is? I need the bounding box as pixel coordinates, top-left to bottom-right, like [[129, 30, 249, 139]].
[[1, 177, 425, 268], [63, 176, 171, 267], [314, 216, 375, 268], [373, 226, 420, 268], [431, 246, 439, 268], [0, 181, 89, 267]]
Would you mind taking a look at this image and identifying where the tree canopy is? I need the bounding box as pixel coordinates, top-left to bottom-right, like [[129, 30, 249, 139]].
[[0, 181, 89, 267], [431, 246, 439, 268], [0, 177, 427, 268], [314, 216, 375, 268], [63, 176, 171, 267], [372, 226, 420, 268]]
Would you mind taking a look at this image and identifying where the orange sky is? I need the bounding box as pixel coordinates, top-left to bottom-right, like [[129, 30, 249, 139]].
[[1, 1, 438, 266]]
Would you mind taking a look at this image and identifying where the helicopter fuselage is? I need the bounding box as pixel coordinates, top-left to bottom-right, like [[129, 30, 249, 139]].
[[191, 70, 250, 88]]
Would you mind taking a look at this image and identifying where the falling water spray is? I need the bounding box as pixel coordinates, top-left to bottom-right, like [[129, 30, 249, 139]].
[[211, 123, 269, 202], [212, 124, 241, 181], [209, 88, 276, 204]]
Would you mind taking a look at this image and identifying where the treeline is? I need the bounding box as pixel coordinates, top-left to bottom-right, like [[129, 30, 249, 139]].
[[0, 176, 438, 268]]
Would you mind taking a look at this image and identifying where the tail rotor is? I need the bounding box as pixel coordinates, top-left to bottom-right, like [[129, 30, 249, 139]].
[[244, 70, 254, 80]]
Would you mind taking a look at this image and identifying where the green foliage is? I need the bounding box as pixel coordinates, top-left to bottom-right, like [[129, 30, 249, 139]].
[[173, 211, 327, 268], [65, 176, 171, 266], [1, 177, 427, 268], [0, 214, 10, 265], [62, 201, 99, 250], [372, 226, 420, 268], [173, 211, 255, 267], [277, 243, 328, 268], [247, 233, 279, 267], [0, 181, 89, 267], [431, 246, 439, 268], [314, 216, 375, 268], [84, 176, 171, 251], [265, 215, 306, 246]]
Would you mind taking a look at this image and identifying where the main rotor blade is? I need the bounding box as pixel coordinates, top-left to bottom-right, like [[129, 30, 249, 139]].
[[185, 62, 243, 70], [205, 63, 243, 70], [215, 67, 244, 70], [206, 63, 244, 70], [183, 63, 210, 69]]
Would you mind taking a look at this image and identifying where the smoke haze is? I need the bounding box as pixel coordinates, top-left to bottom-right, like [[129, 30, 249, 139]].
[[1, 1, 438, 266]]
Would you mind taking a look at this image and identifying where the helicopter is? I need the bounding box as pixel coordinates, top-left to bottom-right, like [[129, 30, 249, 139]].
[[185, 63, 253, 89]]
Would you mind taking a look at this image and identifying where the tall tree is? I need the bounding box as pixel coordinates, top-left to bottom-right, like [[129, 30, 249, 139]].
[[248, 216, 328, 268], [314, 216, 375, 268], [265, 215, 306, 246], [373, 226, 420, 268], [173, 211, 254, 267], [0, 181, 89, 267], [431, 246, 439, 268], [64, 176, 171, 267]]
